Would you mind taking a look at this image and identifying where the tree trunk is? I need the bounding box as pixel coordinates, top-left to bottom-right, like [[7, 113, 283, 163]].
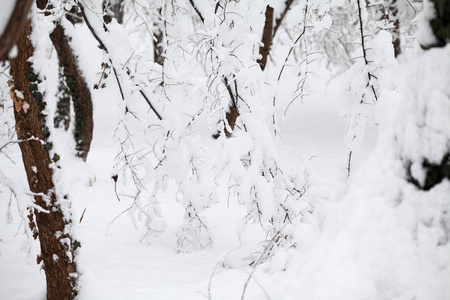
[[257, 5, 274, 71], [382, 0, 401, 57], [49, 22, 93, 161], [427, 0, 450, 48], [153, 9, 165, 66], [221, 4, 275, 138], [9, 18, 78, 300], [407, 0, 450, 190], [389, 0, 401, 57]]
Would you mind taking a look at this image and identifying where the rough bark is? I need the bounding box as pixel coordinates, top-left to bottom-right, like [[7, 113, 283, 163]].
[[9, 18, 78, 300], [49, 22, 93, 161], [257, 5, 274, 71], [0, 0, 34, 61]]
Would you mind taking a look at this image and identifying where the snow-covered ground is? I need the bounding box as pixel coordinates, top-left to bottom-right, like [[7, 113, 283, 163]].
[[0, 60, 378, 300], [1, 3, 449, 299]]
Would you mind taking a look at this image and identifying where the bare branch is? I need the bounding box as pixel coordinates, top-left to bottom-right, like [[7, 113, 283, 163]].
[[188, 0, 205, 24], [0, 0, 34, 61]]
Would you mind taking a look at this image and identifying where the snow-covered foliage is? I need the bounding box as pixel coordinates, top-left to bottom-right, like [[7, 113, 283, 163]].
[[2, 0, 449, 299], [280, 42, 450, 300], [105, 0, 313, 255]]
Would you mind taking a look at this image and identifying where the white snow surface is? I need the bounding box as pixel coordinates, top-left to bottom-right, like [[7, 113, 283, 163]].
[[1, 3, 449, 300]]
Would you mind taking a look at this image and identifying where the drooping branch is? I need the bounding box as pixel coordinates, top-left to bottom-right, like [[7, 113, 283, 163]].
[[188, 0, 205, 23], [356, 0, 378, 102], [0, 0, 34, 61], [139, 90, 162, 120], [77, 1, 163, 120], [277, 2, 309, 82], [76, 2, 125, 100]]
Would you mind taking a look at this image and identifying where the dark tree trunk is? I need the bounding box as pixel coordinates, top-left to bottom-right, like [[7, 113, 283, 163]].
[[427, 0, 450, 48], [225, 102, 238, 138], [9, 18, 78, 300], [382, 0, 401, 57], [221, 4, 276, 138], [389, 0, 401, 57], [407, 0, 450, 190], [154, 29, 165, 65], [49, 22, 93, 161], [153, 9, 165, 66], [257, 5, 274, 71], [0, 0, 34, 61]]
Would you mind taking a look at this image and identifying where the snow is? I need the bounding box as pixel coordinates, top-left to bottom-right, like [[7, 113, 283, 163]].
[[0, 57, 374, 300], [1, 1, 449, 300]]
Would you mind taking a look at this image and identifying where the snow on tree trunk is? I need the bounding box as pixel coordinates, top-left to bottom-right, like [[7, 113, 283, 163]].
[[9, 16, 78, 300], [406, 0, 450, 189], [48, 20, 93, 161], [423, 0, 450, 48], [257, 5, 274, 71]]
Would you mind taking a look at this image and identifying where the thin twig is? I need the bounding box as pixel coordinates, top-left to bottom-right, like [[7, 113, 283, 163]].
[[188, 0, 205, 23], [356, 0, 378, 102], [241, 232, 280, 300], [77, 1, 125, 101], [347, 150, 352, 178], [77, 0, 163, 120], [277, 1, 309, 82], [138, 89, 163, 120], [273, 0, 294, 38]]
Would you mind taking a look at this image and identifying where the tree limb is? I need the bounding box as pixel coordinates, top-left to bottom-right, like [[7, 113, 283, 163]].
[[188, 0, 205, 23], [77, 1, 163, 120], [258, 5, 274, 71], [0, 0, 34, 61]]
